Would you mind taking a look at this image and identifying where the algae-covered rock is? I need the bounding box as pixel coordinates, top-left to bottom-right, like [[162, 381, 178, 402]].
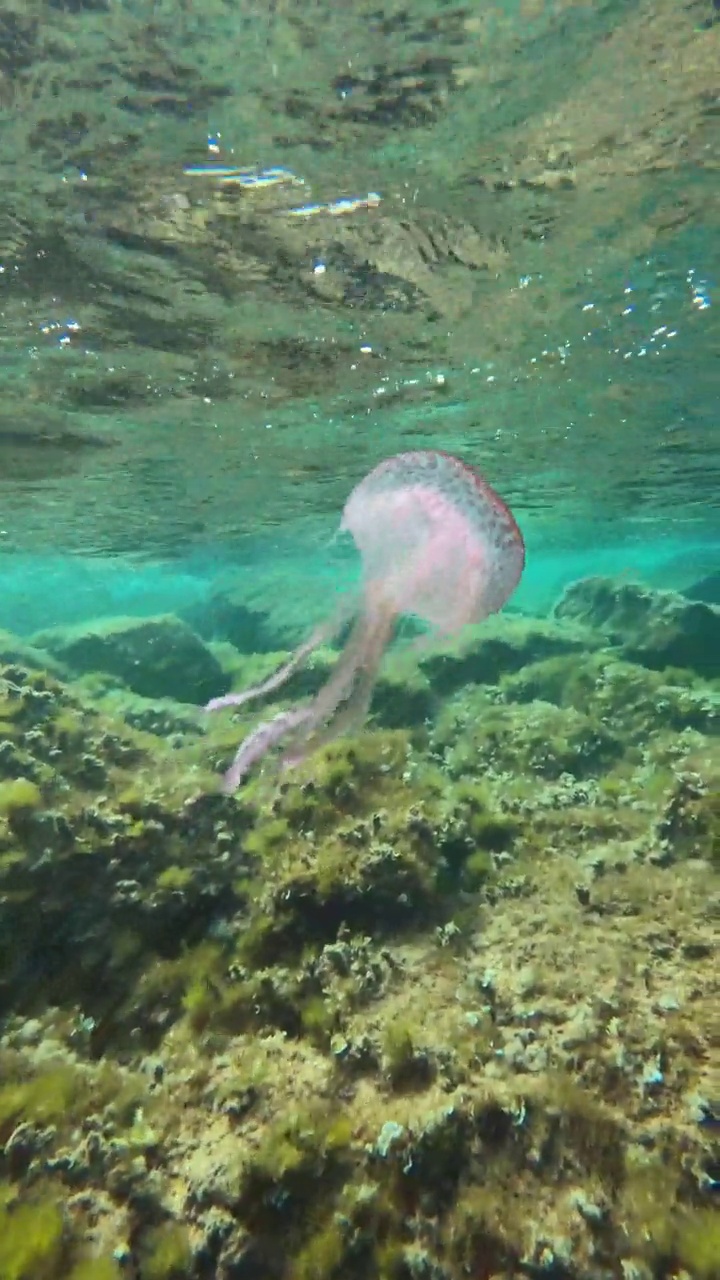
[[0, 629, 65, 677], [435, 692, 625, 781], [181, 587, 283, 653], [32, 614, 228, 704], [500, 651, 720, 737], [554, 577, 720, 678], [683, 569, 720, 606], [0, 661, 247, 1028], [417, 615, 595, 696]]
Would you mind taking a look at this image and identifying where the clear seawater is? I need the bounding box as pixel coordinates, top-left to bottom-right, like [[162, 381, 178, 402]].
[[0, 0, 717, 634]]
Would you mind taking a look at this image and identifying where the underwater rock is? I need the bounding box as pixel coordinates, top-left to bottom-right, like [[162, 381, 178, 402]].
[[32, 614, 229, 704], [0, 639, 717, 1277], [683, 569, 720, 606], [181, 589, 285, 653], [435, 692, 625, 781], [500, 650, 720, 737], [0, 777, 250, 1030], [554, 577, 720, 678], [0, 629, 65, 677], [108, 691, 207, 741], [417, 614, 593, 696]]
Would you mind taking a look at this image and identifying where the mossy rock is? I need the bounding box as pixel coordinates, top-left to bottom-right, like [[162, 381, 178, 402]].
[[435, 692, 625, 780], [501, 651, 719, 736], [555, 576, 720, 679], [0, 771, 249, 1029], [181, 586, 289, 653], [0, 631, 65, 677], [372, 662, 434, 728], [656, 774, 720, 866], [32, 614, 228, 705], [227, 730, 517, 965], [417, 615, 594, 697]]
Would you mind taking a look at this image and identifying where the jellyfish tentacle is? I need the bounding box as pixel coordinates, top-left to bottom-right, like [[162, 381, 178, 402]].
[[281, 606, 395, 770], [280, 677, 373, 771], [205, 597, 355, 715], [297, 606, 392, 735], [221, 704, 313, 793]]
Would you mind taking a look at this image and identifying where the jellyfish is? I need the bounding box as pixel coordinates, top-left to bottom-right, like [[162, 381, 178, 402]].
[[206, 450, 525, 792]]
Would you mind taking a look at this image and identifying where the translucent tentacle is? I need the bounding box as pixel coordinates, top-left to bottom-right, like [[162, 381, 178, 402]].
[[280, 671, 374, 771], [221, 705, 312, 793], [205, 598, 355, 715], [291, 610, 377, 731], [209, 598, 394, 789], [281, 608, 394, 770]]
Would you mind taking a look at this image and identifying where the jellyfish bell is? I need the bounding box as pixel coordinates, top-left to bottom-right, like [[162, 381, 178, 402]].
[[340, 450, 524, 634], [206, 450, 525, 791]]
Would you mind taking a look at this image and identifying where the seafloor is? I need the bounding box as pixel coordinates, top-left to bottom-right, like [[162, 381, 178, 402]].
[[0, 574, 717, 1280]]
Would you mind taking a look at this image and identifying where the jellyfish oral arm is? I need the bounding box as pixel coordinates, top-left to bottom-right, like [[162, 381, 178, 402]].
[[204, 600, 353, 715], [220, 704, 313, 793], [280, 603, 395, 769]]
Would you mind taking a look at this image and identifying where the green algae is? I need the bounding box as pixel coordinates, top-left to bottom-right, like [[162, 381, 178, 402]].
[[67, 1259, 123, 1280], [236, 1106, 354, 1234], [243, 815, 292, 859], [461, 848, 496, 889], [138, 1223, 192, 1280], [0, 1066, 80, 1140], [290, 1217, 345, 1280], [444, 1182, 516, 1276], [0, 1189, 65, 1280], [155, 865, 195, 892], [620, 1154, 720, 1275], [675, 1208, 720, 1279], [0, 777, 43, 817], [381, 1021, 430, 1092], [299, 993, 339, 1047], [0, 849, 26, 874], [0, 696, 23, 720]]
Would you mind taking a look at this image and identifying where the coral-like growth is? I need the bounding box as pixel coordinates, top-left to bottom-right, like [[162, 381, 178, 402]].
[[207, 451, 524, 790]]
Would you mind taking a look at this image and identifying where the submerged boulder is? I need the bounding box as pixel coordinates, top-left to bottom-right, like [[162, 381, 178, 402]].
[[554, 577, 720, 678], [682, 569, 720, 606], [32, 613, 228, 704], [416, 614, 594, 696], [181, 588, 285, 653], [0, 629, 65, 676]]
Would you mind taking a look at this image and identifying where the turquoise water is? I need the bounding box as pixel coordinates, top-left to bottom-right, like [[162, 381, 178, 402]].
[[0, 2, 718, 1278]]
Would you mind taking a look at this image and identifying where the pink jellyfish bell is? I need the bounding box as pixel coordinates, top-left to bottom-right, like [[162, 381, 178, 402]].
[[206, 450, 525, 792], [341, 450, 524, 633]]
